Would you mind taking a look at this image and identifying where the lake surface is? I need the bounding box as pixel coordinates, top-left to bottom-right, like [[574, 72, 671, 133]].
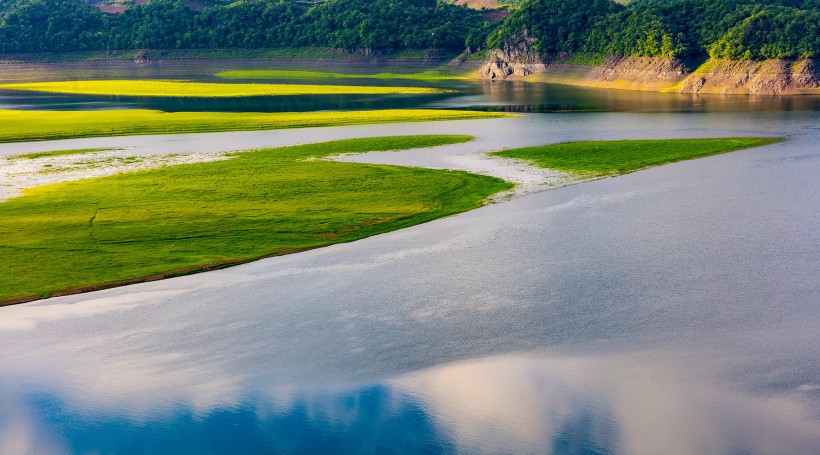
[[0, 60, 819, 454], [1, 58, 819, 113]]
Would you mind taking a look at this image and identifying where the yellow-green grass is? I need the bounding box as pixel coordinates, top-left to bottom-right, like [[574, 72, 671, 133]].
[[0, 80, 454, 97], [492, 138, 783, 177], [216, 69, 469, 81], [0, 135, 511, 304], [0, 109, 512, 143]]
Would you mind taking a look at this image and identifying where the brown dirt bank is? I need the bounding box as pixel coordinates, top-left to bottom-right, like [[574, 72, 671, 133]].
[[479, 48, 820, 95]]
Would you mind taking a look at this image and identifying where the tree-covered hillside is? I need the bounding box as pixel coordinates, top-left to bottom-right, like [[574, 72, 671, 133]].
[[490, 0, 819, 59], [0, 0, 484, 53], [0, 0, 817, 60]]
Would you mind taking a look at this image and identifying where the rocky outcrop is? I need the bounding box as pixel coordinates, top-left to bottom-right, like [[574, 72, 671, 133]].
[[479, 33, 546, 80], [588, 56, 688, 83], [677, 59, 820, 95], [480, 51, 690, 90], [791, 59, 820, 88], [480, 47, 820, 95]]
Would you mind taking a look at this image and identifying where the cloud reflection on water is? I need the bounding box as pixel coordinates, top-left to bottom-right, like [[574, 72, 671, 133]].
[[2, 352, 819, 454], [395, 354, 820, 455]]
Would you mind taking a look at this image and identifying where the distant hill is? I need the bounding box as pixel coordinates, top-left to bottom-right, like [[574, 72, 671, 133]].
[[0, 0, 484, 54], [0, 0, 816, 62]]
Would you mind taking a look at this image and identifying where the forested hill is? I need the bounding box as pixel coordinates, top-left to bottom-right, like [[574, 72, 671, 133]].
[[490, 0, 819, 60], [0, 0, 485, 53], [0, 0, 817, 61]]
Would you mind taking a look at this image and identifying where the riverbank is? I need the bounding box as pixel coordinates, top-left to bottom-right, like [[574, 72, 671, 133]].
[[0, 48, 464, 64], [481, 51, 820, 96], [2, 50, 818, 96], [0, 135, 512, 305], [0, 130, 781, 306]]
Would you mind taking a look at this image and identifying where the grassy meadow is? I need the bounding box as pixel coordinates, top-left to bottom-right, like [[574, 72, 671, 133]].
[[216, 69, 468, 81], [0, 80, 453, 97], [0, 109, 510, 143], [493, 138, 783, 176], [0, 135, 511, 304]]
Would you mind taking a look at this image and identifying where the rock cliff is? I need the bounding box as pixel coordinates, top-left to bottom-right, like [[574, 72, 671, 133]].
[[677, 59, 820, 95], [479, 47, 820, 95], [479, 33, 546, 79]]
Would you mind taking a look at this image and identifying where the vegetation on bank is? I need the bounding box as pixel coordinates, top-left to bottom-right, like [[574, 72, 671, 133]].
[[0, 0, 815, 62], [0, 135, 511, 304], [0, 80, 453, 97], [216, 70, 468, 81], [493, 137, 784, 176], [0, 109, 510, 143]]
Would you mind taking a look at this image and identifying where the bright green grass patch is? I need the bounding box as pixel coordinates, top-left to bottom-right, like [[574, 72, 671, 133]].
[[10, 148, 118, 160], [0, 109, 511, 143], [216, 69, 468, 81], [0, 80, 453, 97], [0, 135, 511, 304], [492, 138, 783, 176]]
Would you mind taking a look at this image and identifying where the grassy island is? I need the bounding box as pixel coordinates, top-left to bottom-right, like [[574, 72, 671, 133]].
[[0, 109, 511, 143], [215, 69, 468, 81], [493, 138, 783, 177], [0, 80, 454, 97], [0, 135, 511, 304]]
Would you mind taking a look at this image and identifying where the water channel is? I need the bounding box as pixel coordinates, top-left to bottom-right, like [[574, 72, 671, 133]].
[[0, 61, 818, 454]]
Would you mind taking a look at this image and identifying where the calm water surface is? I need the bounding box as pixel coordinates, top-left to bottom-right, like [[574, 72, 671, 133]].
[[1, 59, 819, 113], [0, 61, 819, 454]]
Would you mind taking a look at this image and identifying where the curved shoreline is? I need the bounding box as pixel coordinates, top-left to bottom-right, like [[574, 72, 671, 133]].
[[0, 114, 794, 307], [0, 134, 511, 306]]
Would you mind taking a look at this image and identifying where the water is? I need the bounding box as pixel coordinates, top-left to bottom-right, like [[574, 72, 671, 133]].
[[0, 61, 819, 454], [1, 59, 819, 113]]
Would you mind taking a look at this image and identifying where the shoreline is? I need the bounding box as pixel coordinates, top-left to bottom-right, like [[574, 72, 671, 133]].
[[481, 54, 820, 96], [0, 48, 467, 65], [0, 121, 578, 307], [3, 53, 817, 97], [0, 124, 780, 307]]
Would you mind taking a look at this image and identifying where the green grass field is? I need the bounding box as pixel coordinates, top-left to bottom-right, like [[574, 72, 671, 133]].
[[0, 135, 511, 304], [216, 69, 468, 81], [0, 80, 453, 97], [0, 109, 510, 143], [492, 138, 783, 176]]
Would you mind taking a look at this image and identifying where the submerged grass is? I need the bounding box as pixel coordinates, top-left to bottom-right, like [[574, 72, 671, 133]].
[[0, 109, 511, 143], [0, 135, 511, 304], [10, 148, 118, 159], [215, 69, 468, 81], [492, 138, 783, 176], [0, 80, 453, 97]]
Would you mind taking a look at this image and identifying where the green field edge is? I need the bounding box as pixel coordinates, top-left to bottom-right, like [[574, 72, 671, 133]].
[[491, 137, 786, 178], [0, 80, 453, 98], [0, 185, 509, 307], [0, 109, 514, 144], [0, 135, 512, 306], [215, 69, 469, 81]]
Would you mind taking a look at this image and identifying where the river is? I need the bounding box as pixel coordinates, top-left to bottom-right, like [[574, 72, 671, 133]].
[[0, 62, 818, 454]]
